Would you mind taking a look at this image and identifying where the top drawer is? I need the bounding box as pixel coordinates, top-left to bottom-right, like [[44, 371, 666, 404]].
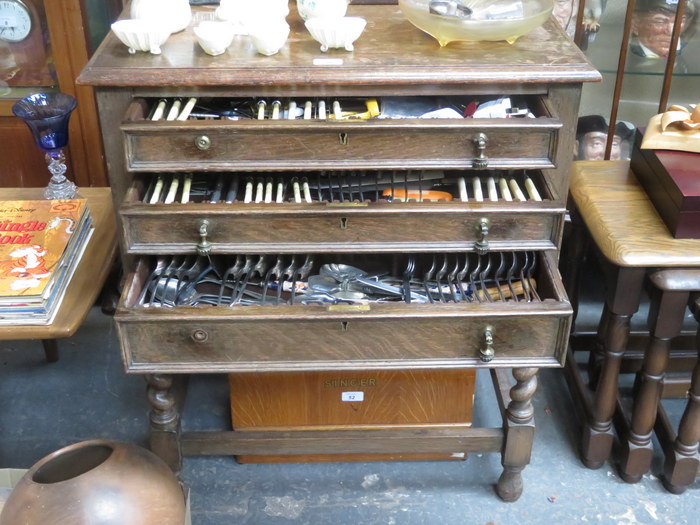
[[121, 96, 560, 172]]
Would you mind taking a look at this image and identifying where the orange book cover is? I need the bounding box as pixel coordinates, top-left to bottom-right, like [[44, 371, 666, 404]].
[[0, 199, 89, 299]]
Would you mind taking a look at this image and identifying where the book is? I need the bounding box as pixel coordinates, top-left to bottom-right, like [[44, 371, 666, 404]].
[[0, 198, 93, 324]]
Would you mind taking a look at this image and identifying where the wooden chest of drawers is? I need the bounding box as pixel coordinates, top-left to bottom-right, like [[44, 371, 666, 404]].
[[79, 3, 599, 501]]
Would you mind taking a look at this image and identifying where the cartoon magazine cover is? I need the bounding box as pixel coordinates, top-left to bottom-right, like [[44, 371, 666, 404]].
[[0, 199, 89, 300]]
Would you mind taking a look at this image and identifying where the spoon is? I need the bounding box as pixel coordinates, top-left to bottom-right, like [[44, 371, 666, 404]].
[[308, 274, 366, 301], [319, 264, 429, 302], [320, 263, 367, 282]]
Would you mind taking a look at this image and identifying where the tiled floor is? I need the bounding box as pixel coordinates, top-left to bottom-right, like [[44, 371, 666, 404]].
[[1, 293, 698, 524]]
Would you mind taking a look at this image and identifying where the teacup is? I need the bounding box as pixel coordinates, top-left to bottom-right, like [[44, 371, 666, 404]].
[[305, 16, 367, 52], [193, 21, 235, 56], [297, 0, 350, 20], [111, 19, 172, 55], [218, 0, 289, 35], [247, 19, 290, 56]]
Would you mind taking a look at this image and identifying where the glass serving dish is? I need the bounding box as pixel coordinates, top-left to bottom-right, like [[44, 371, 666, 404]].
[[398, 0, 553, 46]]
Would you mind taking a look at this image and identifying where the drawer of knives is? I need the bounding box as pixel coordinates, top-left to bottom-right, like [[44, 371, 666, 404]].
[[121, 169, 564, 253], [121, 95, 560, 171], [115, 250, 572, 372]]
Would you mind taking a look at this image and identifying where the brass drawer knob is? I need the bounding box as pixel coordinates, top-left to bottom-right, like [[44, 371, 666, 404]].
[[474, 217, 490, 254], [195, 135, 211, 151], [191, 329, 209, 343], [196, 219, 212, 256], [480, 326, 495, 362], [472, 132, 489, 169]]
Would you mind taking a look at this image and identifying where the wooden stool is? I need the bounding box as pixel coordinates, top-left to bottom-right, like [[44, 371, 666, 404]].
[[618, 269, 700, 486], [657, 293, 700, 494], [564, 161, 700, 474]]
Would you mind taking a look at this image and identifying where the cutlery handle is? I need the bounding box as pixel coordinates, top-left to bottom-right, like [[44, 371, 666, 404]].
[[476, 279, 536, 301]]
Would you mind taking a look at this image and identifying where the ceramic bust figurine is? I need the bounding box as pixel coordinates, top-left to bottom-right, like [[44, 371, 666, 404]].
[[131, 0, 192, 33]]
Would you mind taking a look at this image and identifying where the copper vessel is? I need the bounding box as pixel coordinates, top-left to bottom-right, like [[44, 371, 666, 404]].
[[0, 440, 186, 525]]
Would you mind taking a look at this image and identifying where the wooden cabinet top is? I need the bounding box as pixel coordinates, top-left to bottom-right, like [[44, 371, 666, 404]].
[[78, 5, 600, 88]]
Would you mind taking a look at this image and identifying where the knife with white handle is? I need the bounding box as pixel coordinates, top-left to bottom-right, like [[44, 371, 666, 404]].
[[509, 178, 526, 201], [458, 177, 468, 201], [472, 176, 483, 202], [499, 177, 512, 201], [487, 176, 498, 201], [176, 97, 197, 121], [166, 99, 181, 120], [524, 176, 542, 201]]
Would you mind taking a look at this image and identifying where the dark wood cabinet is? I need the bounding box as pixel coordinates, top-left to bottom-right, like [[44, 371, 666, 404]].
[[79, 3, 600, 500]]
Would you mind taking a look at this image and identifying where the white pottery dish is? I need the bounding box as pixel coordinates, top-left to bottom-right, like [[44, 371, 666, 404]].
[[217, 0, 289, 35], [130, 0, 192, 33], [247, 19, 290, 56], [193, 21, 235, 56], [111, 19, 172, 55], [305, 16, 367, 52], [297, 0, 350, 20]]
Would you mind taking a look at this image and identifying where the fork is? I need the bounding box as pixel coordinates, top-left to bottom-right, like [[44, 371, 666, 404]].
[[402, 256, 415, 304]]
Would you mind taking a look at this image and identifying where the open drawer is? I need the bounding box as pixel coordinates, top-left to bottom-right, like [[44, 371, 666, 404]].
[[120, 95, 561, 172], [115, 250, 572, 373], [121, 169, 564, 254]]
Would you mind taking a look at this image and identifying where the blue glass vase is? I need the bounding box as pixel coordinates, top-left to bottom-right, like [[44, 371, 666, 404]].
[[12, 92, 78, 199]]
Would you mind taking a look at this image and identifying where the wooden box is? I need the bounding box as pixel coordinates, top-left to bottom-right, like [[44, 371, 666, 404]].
[[229, 369, 476, 463], [631, 132, 700, 239]]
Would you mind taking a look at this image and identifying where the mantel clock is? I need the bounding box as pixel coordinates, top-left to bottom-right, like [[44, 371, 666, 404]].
[[0, 0, 53, 87]]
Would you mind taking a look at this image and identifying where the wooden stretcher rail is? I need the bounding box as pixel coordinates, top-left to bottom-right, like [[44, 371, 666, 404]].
[[180, 427, 505, 456]]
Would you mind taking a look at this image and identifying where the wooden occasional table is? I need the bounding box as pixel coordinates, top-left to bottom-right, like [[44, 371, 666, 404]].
[[0, 188, 117, 359], [565, 160, 700, 484]]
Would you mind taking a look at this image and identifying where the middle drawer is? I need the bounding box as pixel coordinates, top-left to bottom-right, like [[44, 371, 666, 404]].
[[121, 170, 563, 253]]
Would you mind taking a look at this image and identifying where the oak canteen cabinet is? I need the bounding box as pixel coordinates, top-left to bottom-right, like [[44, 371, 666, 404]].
[[78, 3, 600, 501]]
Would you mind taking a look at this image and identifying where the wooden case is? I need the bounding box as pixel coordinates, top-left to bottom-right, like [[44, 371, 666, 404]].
[[631, 133, 700, 239], [79, 2, 600, 499]]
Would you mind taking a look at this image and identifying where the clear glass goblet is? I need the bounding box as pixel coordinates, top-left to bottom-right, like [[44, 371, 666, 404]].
[[12, 92, 78, 200]]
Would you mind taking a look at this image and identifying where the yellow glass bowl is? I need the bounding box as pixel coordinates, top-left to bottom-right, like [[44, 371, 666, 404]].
[[398, 0, 553, 46]]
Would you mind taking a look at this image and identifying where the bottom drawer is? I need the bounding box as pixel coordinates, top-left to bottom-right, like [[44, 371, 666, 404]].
[[116, 250, 572, 372], [229, 368, 476, 463]]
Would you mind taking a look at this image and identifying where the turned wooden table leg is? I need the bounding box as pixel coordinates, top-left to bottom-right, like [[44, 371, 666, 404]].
[[587, 301, 610, 388], [581, 267, 645, 469], [146, 373, 183, 472], [497, 367, 537, 502], [661, 304, 700, 494], [619, 284, 689, 482], [41, 339, 59, 362]]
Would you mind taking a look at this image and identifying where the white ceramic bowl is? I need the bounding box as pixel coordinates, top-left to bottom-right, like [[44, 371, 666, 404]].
[[297, 0, 350, 20], [217, 0, 289, 35], [193, 21, 235, 56], [305, 16, 367, 52], [130, 0, 192, 33], [111, 19, 172, 54], [247, 19, 290, 56]]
